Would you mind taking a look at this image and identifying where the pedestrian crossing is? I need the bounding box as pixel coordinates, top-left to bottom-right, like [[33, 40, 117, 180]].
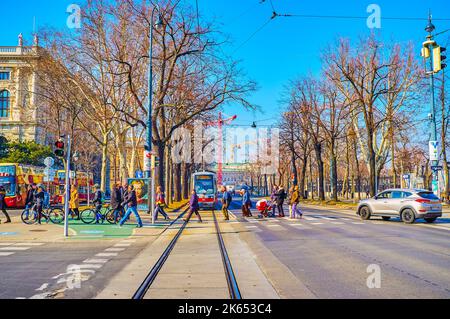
[[241, 214, 367, 230], [0, 242, 44, 257]]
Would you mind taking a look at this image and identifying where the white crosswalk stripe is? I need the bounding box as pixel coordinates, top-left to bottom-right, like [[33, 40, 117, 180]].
[[0, 252, 15, 256], [0, 247, 31, 251]]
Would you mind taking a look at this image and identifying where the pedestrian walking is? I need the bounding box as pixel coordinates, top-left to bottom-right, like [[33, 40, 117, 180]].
[[221, 186, 232, 221], [0, 186, 11, 224], [241, 186, 252, 217], [290, 185, 303, 219], [154, 186, 170, 221], [184, 190, 203, 223], [24, 183, 36, 220], [34, 185, 45, 225], [110, 183, 123, 223], [276, 185, 286, 217], [92, 184, 103, 224], [119, 185, 143, 228], [69, 183, 80, 220], [269, 185, 278, 217]]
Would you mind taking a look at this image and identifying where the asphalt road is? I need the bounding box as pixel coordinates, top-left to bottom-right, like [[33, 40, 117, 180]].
[[228, 198, 450, 298], [0, 239, 148, 299]]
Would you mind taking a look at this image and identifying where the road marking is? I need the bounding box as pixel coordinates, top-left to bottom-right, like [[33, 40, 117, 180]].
[[304, 217, 318, 221], [96, 253, 118, 257], [114, 243, 131, 247], [14, 243, 44, 246], [291, 224, 304, 227], [352, 222, 365, 225], [0, 252, 15, 256], [311, 223, 324, 225], [121, 239, 136, 243], [78, 264, 103, 269], [315, 216, 334, 220], [105, 248, 126, 252], [331, 222, 344, 225], [245, 226, 258, 229], [0, 247, 30, 251], [0, 243, 15, 246], [267, 219, 280, 222], [83, 258, 109, 264], [267, 224, 282, 228], [36, 283, 49, 291]]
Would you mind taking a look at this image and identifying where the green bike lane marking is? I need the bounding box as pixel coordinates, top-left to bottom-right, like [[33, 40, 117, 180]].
[[60, 220, 173, 240]]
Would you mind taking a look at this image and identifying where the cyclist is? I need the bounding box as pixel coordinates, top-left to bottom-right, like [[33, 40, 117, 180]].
[[92, 184, 103, 224]]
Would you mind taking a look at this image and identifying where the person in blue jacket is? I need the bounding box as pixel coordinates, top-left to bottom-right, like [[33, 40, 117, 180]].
[[241, 186, 252, 217]]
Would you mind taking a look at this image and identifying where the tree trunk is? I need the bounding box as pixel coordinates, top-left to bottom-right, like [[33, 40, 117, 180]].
[[173, 163, 181, 202], [182, 163, 190, 200], [330, 141, 338, 201], [157, 142, 165, 191], [299, 155, 308, 199], [314, 142, 325, 201], [100, 135, 108, 193], [353, 136, 361, 200]]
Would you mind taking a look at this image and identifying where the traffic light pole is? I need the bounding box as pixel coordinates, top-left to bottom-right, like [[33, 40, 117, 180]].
[[64, 135, 72, 237]]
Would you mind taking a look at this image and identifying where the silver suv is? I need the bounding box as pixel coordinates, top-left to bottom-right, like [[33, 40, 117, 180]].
[[357, 189, 442, 224]]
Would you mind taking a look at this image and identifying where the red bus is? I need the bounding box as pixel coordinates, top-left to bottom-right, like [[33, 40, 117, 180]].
[[0, 163, 48, 208], [56, 170, 94, 204], [0, 163, 93, 208]]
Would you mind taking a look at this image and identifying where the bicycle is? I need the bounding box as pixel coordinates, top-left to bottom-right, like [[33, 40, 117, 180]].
[[21, 204, 65, 225], [80, 205, 116, 224]]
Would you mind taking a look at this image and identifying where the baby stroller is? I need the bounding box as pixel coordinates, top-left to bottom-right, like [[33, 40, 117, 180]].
[[256, 199, 274, 218]]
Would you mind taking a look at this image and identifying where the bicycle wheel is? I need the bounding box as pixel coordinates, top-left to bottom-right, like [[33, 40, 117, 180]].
[[105, 208, 117, 224], [49, 208, 65, 224], [21, 209, 37, 225], [80, 209, 96, 224]]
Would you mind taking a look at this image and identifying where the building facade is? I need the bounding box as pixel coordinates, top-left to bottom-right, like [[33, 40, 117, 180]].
[[0, 34, 46, 144]]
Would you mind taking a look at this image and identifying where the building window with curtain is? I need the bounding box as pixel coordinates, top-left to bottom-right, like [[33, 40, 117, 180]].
[[0, 90, 10, 118]]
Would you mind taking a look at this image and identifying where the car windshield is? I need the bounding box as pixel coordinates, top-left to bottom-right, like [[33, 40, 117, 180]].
[[417, 192, 440, 200], [0, 165, 16, 196]]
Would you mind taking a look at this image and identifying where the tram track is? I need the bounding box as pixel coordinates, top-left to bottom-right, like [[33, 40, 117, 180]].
[[133, 208, 242, 300]]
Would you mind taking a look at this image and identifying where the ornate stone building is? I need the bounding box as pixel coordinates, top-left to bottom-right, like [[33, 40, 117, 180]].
[[0, 34, 47, 144]]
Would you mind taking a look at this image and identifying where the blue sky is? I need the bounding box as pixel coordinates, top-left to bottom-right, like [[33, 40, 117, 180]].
[[1, 0, 449, 126]]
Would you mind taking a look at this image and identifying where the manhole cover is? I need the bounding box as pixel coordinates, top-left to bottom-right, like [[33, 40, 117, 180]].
[[29, 229, 48, 232]]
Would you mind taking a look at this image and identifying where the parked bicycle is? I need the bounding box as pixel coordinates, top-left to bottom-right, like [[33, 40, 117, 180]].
[[21, 205, 65, 225], [80, 206, 116, 224]]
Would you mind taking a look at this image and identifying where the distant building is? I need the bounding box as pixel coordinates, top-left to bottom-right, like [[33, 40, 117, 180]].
[[0, 34, 48, 144]]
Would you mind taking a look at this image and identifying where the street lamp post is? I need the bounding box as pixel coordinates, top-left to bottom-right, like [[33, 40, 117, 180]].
[[145, 4, 163, 223]]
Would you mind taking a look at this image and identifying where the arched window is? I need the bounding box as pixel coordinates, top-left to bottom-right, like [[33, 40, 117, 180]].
[[0, 90, 10, 118]]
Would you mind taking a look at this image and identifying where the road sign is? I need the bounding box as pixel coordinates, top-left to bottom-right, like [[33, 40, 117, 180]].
[[44, 157, 54, 167], [402, 174, 410, 180], [429, 141, 439, 161], [43, 168, 56, 182], [135, 171, 143, 179], [69, 171, 76, 179], [431, 165, 443, 171]]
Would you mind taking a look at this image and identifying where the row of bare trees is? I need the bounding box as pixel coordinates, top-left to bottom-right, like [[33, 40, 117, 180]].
[[33, 0, 255, 197], [280, 34, 450, 200]]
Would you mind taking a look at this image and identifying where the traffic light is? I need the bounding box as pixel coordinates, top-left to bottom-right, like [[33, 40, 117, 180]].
[[54, 139, 65, 157], [433, 46, 447, 73]]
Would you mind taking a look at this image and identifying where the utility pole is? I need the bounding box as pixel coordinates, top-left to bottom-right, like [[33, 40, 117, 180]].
[[422, 13, 447, 195], [63, 135, 71, 238]]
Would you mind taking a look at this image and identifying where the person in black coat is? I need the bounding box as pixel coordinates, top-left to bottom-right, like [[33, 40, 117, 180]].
[[118, 185, 143, 228], [0, 186, 11, 224], [34, 185, 45, 224], [110, 183, 123, 223], [276, 186, 286, 217]]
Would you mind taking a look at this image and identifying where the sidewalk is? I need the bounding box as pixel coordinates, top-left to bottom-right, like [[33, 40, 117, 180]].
[[96, 211, 279, 299], [0, 201, 189, 243]]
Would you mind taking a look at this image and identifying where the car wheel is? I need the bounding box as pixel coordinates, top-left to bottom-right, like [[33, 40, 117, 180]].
[[401, 209, 416, 224], [382, 216, 391, 221], [359, 206, 371, 220], [424, 217, 437, 223]]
